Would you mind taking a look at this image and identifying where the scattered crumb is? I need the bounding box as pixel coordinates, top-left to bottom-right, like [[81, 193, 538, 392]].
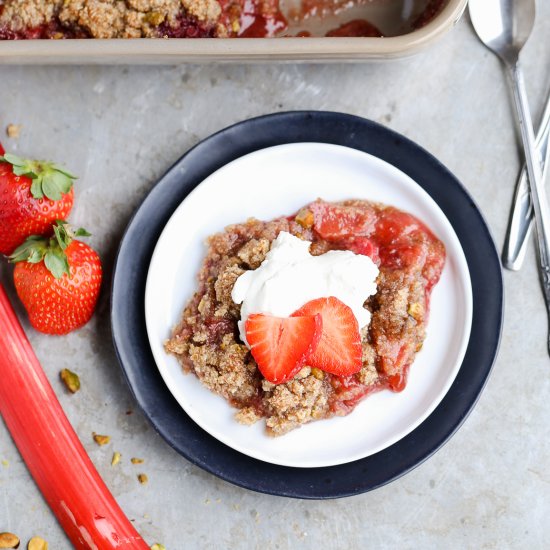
[[215, 498, 221, 504], [126, 409, 133, 415], [0, 532, 20, 548], [60, 368, 81, 394], [28, 536, 48, 550], [293, 523, 307, 540], [92, 433, 111, 446], [150, 544, 166, 550], [204, 498, 211, 505], [1, 459, 8, 467], [130, 457, 144, 464], [6, 124, 21, 139], [111, 452, 121, 466], [137, 473, 148, 484]]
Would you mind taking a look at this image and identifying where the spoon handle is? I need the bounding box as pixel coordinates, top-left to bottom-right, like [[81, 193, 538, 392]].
[[503, 88, 550, 270], [508, 62, 550, 355]]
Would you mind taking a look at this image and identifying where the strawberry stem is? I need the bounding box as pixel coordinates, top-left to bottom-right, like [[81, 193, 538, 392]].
[[8, 221, 91, 280], [0, 152, 76, 201]]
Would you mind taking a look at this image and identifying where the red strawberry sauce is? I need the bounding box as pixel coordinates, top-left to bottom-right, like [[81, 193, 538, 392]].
[[295, 200, 445, 414]]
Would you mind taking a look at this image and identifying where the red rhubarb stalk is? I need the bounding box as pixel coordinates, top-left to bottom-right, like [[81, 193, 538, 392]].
[[0, 284, 149, 549]]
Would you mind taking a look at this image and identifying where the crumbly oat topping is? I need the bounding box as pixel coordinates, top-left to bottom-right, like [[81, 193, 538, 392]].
[[165, 201, 444, 435], [0, 0, 228, 38]]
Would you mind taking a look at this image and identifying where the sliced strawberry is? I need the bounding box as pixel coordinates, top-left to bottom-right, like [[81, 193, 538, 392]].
[[292, 297, 362, 376], [245, 313, 322, 384], [309, 200, 376, 241]]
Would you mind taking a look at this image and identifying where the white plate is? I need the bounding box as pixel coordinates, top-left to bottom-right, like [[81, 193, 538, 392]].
[[145, 142, 472, 468]]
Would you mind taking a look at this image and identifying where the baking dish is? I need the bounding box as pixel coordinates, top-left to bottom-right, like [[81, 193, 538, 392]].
[[0, 0, 467, 64]]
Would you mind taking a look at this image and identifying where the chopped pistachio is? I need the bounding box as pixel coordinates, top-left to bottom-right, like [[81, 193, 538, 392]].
[[6, 124, 21, 139], [111, 452, 121, 466], [311, 367, 324, 380], [407, 302, 423, 322], [92, 433, 111, 446], [150, 545, 166, 550], [137, 473, 148, 484], [144, 11, 165, 26], [295, 208, 314, 229], [60, 369, 80, 393], [131, 457, 144, 464], [0, 532, 20, 549], [27, 538, 48, 550]]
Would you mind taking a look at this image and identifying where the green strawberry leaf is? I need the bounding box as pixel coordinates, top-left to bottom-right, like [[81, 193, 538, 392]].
[[30, 178, 44, 199], [9, 236, 48, 264], [3, 153, 27, 169], [27, 248, 44, 264], [1, 153, 76, 201], [52, 164, 78, 179], [53, 222, 70, 250], [44, 250, 70, 279], [51, 169, 73, 194], [9, 221, 90, 279], [42, 172, 63, 201]]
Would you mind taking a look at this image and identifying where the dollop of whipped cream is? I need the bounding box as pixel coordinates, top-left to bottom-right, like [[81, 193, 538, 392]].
[[231, 232, 379, 347]]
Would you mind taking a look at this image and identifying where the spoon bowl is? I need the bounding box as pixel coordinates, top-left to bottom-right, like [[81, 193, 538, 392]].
[[469, 0, 536, 65]]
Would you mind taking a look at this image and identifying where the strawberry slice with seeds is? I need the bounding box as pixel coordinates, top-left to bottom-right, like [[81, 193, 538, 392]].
[[245, 313, 322, 384], [292, 297, 362, 376], [309, 201, 376, 241]]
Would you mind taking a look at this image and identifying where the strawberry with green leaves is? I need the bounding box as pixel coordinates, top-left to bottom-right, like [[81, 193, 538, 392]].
[[10, 221, 102, 335], [0, 143, 76, 255]]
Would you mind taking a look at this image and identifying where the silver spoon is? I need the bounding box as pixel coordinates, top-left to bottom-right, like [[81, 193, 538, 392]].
[[503, 88, 550, 270], [469, 0, 550, 356]]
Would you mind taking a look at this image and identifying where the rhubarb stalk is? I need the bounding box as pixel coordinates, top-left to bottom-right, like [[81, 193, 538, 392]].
[[0, 284, 149, 549]]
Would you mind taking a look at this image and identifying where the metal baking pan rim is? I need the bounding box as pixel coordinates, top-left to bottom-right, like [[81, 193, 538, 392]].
[[0, 0, 467, 63]]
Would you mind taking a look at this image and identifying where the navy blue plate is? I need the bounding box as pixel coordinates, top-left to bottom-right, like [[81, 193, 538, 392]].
[[111, 111, 503, 499]]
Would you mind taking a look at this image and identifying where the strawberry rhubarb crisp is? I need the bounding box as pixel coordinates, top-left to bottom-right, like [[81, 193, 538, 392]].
[[0, 0, 285, 38], [165, 199, 446, 436], [0, 0, 448, 39]]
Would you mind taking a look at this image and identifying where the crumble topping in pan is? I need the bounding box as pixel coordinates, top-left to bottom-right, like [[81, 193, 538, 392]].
[[0, 0, 448, 39], [0, 0, 234, 38]]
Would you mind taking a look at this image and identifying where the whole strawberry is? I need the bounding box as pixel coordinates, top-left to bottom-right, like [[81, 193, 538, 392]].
[[10, 221, 102, 335], [0, 144, 76, 255]]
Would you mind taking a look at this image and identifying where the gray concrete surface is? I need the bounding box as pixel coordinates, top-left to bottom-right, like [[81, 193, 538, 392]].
[[1, 9, 550, 549]]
